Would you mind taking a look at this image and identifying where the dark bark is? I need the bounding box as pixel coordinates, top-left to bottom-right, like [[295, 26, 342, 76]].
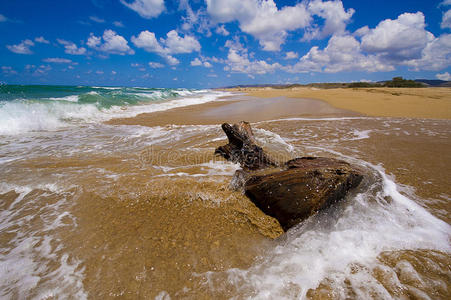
[[214, 121, 277, 170], [215, 122, 364, 231]]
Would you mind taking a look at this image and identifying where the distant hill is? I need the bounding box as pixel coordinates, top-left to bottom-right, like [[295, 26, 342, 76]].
[[222, 78, 451, 89], [415, 79, 451, 87]]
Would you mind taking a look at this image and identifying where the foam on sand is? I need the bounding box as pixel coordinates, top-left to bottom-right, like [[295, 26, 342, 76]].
[[199, 150, 451, 298]]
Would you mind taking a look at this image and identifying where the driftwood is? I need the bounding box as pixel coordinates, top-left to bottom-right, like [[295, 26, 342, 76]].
[[215, 121, 364, 231]]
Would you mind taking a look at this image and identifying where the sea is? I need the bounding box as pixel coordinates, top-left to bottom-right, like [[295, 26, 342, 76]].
[[0, 85, 450, 299]]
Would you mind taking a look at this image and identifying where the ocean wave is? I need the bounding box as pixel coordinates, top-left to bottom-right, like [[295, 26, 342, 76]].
[[201, 149, 451, 298], [0, 87, 232, 135]]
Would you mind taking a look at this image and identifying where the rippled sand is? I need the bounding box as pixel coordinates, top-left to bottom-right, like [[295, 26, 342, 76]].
[[1, 91, 450, 298]]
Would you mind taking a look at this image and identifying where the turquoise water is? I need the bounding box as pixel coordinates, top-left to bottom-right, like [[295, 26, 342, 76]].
[[0, 85, 223, 135], [0, 85, 195, 108]]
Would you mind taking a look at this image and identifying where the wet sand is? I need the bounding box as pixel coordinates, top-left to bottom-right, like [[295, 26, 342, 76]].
[[228, 87, 451, 119], [108, 95, 357, 127], [2, 90, 450, 298]]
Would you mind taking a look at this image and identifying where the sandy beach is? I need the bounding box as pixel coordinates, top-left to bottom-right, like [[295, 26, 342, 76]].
[[2, 88, 450, 298], [227, 87, 451, 119]]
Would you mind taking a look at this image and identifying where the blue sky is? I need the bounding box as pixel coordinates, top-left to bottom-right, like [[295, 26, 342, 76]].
[[1, 0, 450, 88]]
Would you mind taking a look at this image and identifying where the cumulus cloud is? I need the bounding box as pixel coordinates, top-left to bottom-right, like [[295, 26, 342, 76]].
[[403, 34, 451, 71], [436, 72, 451, 81], [206, 0, 310, 51], [215, 25, 229, 36], [284, 51, 298, 59], [132, 29, 200, 65], [190, 57, 203, 66], [285, 11, 451, 74], [360, 12, 433, 61], [6, 39, 34, 54], [165, 55, 179, 65], [441, 9, 451, 29], [224, 41, 281, 74], [131, 30, 164, 53], [164, 30, 201, 53], [120, 0, 165, 19], [149, 62, 164, 68], [288, 35, 393, 73], [190, 57, 212, 67], [57, 39, 87, 55], [87, 30, 134, 55], [440, 0, 451, 6], [35, 36, 50, 44], [303, 0, 355, 40], [43, 57, 73, 63]]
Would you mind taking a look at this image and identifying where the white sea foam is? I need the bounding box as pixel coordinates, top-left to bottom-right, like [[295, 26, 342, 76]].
[[348, 129, 372, 140], [47, 95, 79, 102], [0, 183, 87, 299], [0, 90, 230, 135], [202, 150, 451, 298], [256, 116, 373, 124], [254, 128, 295, 153]]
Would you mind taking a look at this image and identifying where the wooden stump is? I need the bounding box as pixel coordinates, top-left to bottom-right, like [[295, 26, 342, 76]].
[[215, 122, 364, 231]]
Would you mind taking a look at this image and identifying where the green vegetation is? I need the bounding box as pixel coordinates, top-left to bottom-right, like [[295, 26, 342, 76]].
[[384, 77, 424, 88]]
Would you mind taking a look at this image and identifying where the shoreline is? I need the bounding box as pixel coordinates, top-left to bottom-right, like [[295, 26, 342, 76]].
[[108, 94, 358, 127], [224, 87, 451, 120]]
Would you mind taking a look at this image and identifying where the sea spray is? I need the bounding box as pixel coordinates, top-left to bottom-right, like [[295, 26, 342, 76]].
[[0, 85, 231, 135]]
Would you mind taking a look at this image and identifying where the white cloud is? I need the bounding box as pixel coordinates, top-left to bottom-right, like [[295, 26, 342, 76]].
[[436, 72, 451, 81], [87, 30, 134, 55], [224, 42, 281, 75], [149, 62, 164, 68], [35, 36, 50, 44], [113, 21, 124, 27], [112, 70, 117, 75], [440, 0, 451, 6], [89, 16, 105, 23], [132, 30, 200, 65], [164, 30, 201, 54], [441, 10, 451, 29], [354, 26, 369, 37], [360, 12, 433, 61], [96, 70, 104, 74], [288, 35, 393, 73], [34, 65, 52, 76], [284, 51, 298, 59], [190, 57, 212, 67], [0, 14, 7, 22], [215, 25, 229, 36], [165, 55, 179, 65], [206, 0, 310, 51], [131, 30, 165, 53], [403, 34, 451, 71], [190, 57, 202, 66], [6, 39, 34, 54], [1, 66, 18, 75], [43, 57, 73, 63], [304, 0, 355, 40], [120, 0, 165, 19], [57, 39, 87, 55]]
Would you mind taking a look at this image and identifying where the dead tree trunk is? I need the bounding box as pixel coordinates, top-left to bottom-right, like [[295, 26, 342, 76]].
[[215, 121, 364, 231], [214, 121, 277, 170]]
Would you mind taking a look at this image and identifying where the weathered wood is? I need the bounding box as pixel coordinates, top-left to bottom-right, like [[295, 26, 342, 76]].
[[216, 122, 364, 231], [214, 121, 277, 170], [245, 157, 363, 230]]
